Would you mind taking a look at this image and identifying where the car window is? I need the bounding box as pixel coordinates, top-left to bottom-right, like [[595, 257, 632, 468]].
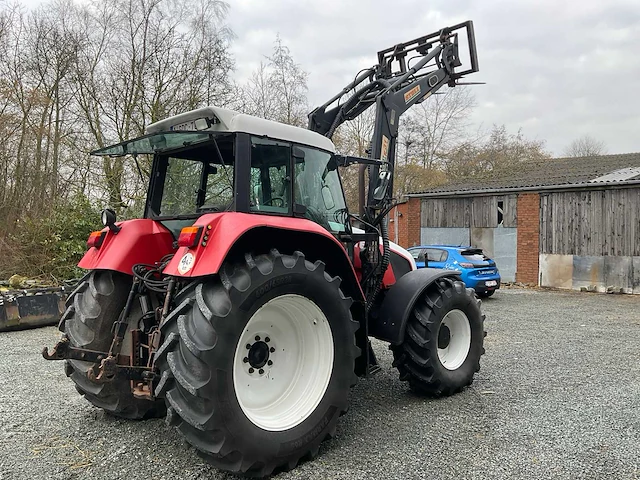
[[426, 249, 447, 262], [460, 249, 490, 262], [410, 249, 423, 260]]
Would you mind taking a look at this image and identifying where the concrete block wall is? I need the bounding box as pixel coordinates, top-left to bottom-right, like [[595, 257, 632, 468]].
[[541, 254, 640, 294]]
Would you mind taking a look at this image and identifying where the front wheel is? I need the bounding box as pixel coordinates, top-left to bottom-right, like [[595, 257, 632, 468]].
[[154, 250, 359, 477], [391, 277, 485, 396]]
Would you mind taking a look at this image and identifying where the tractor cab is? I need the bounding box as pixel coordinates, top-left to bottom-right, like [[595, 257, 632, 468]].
[[92, 106, 350, 238]]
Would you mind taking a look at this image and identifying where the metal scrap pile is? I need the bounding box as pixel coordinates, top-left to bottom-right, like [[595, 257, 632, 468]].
[[0, 278, 75, 331]]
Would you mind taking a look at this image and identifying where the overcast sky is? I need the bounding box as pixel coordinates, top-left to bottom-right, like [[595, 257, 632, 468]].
[[227, 0, 640, 156]]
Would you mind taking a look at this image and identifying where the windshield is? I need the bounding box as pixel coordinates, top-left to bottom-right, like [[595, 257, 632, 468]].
[[90, 132, 213, 157], [146, 133, 235, 218]]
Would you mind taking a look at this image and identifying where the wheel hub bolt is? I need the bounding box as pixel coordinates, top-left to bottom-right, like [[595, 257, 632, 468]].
[[259, 369, 264, 375], [243, 357, 249, 363], [246, 344, 251, 349], [255, 335, 261, 341], [269, 347, 275, 353], [267, 360, 273, 366], [265, 336, 270, 343], [248, 368, 254, 374]]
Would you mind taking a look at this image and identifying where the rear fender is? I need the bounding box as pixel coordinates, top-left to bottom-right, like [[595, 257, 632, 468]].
[[370, 268, 461, 345], [163, 212, 364, 302], [78, 219, 176, 275]]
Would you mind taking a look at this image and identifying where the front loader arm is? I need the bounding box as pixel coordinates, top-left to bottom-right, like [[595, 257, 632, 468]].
[[308, 21, 479, 222], [307, 21, 480, 309]]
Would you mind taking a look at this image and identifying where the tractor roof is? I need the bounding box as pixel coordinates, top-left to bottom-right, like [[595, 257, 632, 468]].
[[146, 106, 335, 153]]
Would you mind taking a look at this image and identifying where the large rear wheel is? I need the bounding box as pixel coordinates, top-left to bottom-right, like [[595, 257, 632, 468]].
[[391, 277, 485, 396], [154, 250, 359, 477], [60, 270, 166, 419]]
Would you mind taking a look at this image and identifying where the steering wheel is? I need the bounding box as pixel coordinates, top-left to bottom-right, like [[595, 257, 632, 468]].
[[264, 197, 285, 207]]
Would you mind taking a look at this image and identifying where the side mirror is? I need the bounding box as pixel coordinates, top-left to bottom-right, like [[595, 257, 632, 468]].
[[321, 185, 335, 210], [292, 146, 305, 160], [372, 170, 391, 201]]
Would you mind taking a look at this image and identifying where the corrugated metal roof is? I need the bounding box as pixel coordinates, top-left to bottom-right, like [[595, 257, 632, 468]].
[[408, 153, 640, 197], [589, 166, 640, 183]]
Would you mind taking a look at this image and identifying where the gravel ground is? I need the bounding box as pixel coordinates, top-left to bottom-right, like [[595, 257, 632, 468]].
[[1, 288, 640, 480]]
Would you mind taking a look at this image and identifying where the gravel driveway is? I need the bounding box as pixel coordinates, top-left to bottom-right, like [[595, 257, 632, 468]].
[[1, 288, 639, 480]]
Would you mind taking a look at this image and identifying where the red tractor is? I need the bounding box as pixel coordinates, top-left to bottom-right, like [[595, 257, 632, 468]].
[[44, 21, 484, 476]]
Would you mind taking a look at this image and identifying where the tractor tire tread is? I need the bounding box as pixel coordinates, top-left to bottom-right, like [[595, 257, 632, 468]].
[[155, 249, 358, 477]]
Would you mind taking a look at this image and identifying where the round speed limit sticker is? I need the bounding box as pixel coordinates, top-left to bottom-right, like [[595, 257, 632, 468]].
[[177, 252, 195, 275]]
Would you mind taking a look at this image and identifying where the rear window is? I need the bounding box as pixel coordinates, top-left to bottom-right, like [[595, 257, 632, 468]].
[[426, 249, 448, 262], [460, 249, 490, 262]]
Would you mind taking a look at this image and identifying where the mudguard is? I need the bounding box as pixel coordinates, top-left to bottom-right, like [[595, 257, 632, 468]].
[[78, 219, 176, 275], [370, 267, 461, 345], [163, 212, 364, 301]]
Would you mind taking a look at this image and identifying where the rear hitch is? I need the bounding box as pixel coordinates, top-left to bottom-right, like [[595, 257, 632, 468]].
[[86, 355, 118, 383], [42, 335, 109, 364], [42, 335, 152, 384]]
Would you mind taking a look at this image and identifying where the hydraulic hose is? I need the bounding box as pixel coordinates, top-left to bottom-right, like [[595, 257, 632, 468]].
[[366, 217, 390, 311]]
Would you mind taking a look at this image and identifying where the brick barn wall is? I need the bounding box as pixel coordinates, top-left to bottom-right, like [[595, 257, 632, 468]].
[[397, 202, 409, 246], [516, 192, 540, 284], [407, 197, 421, 247], [388, 197, 420, 248]]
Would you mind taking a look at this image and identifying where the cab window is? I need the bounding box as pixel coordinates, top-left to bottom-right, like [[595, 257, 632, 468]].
[[249, 137, 291, 214]]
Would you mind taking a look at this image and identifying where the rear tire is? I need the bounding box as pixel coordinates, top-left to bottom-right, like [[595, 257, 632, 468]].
[[391, 277, 485, 396], [60, 270, 166, 419], [154, 249, 359, 477]]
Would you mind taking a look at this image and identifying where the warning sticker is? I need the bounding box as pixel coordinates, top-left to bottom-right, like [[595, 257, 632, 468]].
[[381, 135, 390, 162], [177, 252, 195, 275], [403, 85, 421, 104]]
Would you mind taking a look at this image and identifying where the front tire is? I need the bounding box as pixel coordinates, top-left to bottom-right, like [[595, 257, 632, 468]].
[[60, 270, 166, 419], [154, 250, 359, 477], [391, 277, 485, 396]]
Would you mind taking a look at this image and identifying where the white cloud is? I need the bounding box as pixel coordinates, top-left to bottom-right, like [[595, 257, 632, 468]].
[[227, 0, 640, 155]]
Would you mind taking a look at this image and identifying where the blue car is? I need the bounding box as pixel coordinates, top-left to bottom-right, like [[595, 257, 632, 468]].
[[408, 245, 501, 297]]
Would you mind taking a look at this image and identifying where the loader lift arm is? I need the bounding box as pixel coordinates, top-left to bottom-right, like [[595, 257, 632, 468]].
[[308, 20, 479, 307], [308, 20, 479, 224]]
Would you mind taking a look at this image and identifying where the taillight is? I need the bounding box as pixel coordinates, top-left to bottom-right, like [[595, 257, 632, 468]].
[[458, 262, 474, 268], [177, 226, 203, 248], [87, 230, 106, 248]]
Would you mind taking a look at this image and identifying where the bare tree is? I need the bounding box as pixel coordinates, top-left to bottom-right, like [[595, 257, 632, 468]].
[[444, 124, 550, 179], [241, 35, 308, 127], [71, 0, 234, 211], [0, 0, 236, 279], [562, 135, 607, 157], [332, 108, 375, 212], [400, 87, 476, 169], [242, 61, 279, 120]]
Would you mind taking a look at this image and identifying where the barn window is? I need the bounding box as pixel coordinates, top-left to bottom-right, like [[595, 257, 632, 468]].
[[497, 200, 504, 225]]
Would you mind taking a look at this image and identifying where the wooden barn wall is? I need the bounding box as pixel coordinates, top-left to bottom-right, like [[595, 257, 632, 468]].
[[421, 195, 517, 228], [540, 188, 640, 256]]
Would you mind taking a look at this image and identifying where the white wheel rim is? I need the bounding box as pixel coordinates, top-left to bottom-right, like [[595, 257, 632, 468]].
[[437, 309, 471, 371], [233, 294, 334, 431]]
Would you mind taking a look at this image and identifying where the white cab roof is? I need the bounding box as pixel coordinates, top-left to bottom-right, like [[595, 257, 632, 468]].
[[146, 106, 335, 153]]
